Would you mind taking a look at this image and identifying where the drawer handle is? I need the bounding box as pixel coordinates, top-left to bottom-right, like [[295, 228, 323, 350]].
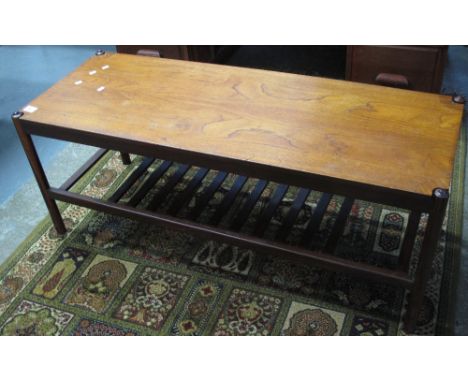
[[136, 49, 162, 58], [375, 73, 409, 89]]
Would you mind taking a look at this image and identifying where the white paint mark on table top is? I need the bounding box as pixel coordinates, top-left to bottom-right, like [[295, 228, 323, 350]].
[[23, 105, 38, 113]]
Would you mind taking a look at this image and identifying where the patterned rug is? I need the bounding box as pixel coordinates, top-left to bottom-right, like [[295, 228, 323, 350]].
[[0, 130, 465, 335]]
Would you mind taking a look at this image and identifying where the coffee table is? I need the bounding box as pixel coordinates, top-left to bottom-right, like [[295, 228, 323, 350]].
[[12, 51, 465, 333]]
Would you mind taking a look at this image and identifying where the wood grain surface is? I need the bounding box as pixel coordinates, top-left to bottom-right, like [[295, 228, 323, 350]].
[[20, 52, 464, 196]]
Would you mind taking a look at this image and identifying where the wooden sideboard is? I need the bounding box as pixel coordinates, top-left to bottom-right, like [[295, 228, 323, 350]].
[[116, 45, 236, 63], [116, 45, 447, 93]]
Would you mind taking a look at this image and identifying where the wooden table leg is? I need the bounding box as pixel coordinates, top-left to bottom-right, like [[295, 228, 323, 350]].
[[11, 111, 67, 235], [404, 188, 448, 333], [398, 211, 421, 271], [120, 152, 131, 165]]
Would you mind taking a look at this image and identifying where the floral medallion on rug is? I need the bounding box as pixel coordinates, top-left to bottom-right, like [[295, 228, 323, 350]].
[[0, 128, 465, 336]]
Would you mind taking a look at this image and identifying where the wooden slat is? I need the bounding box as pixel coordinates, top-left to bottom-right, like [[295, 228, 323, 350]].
[[127, 160, 172, 207], [210, 175, 248, 225], [254, 184, 289, 236], [301, 192, 333, 247], [120, 152, 131, 165], [230, 179, 268, 231], [60, 148, 108, 191], [189, 171, 228, 220], [398, 211, 421, 270], [108, 157, 154, 203], [167, 167, 210, 215], [147, 164, 191, 211], [276, 188, 311, 241], [324, 197, 355, 253]]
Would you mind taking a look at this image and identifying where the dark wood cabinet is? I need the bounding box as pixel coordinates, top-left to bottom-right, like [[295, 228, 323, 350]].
[[346, 45, 447, 93], [117, 45, 448, 93], [116, 45, 219, 62]]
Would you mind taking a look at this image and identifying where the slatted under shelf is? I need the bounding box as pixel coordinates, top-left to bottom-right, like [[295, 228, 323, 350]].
[[101, 158, 358, 255], [51, 152, 416, 286]]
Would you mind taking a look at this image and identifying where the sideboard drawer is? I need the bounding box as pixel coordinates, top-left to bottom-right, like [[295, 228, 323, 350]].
[[346, 45, 447, 93]]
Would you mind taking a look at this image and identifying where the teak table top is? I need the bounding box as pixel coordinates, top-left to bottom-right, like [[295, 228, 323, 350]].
[[21, 52, 464, 197]]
